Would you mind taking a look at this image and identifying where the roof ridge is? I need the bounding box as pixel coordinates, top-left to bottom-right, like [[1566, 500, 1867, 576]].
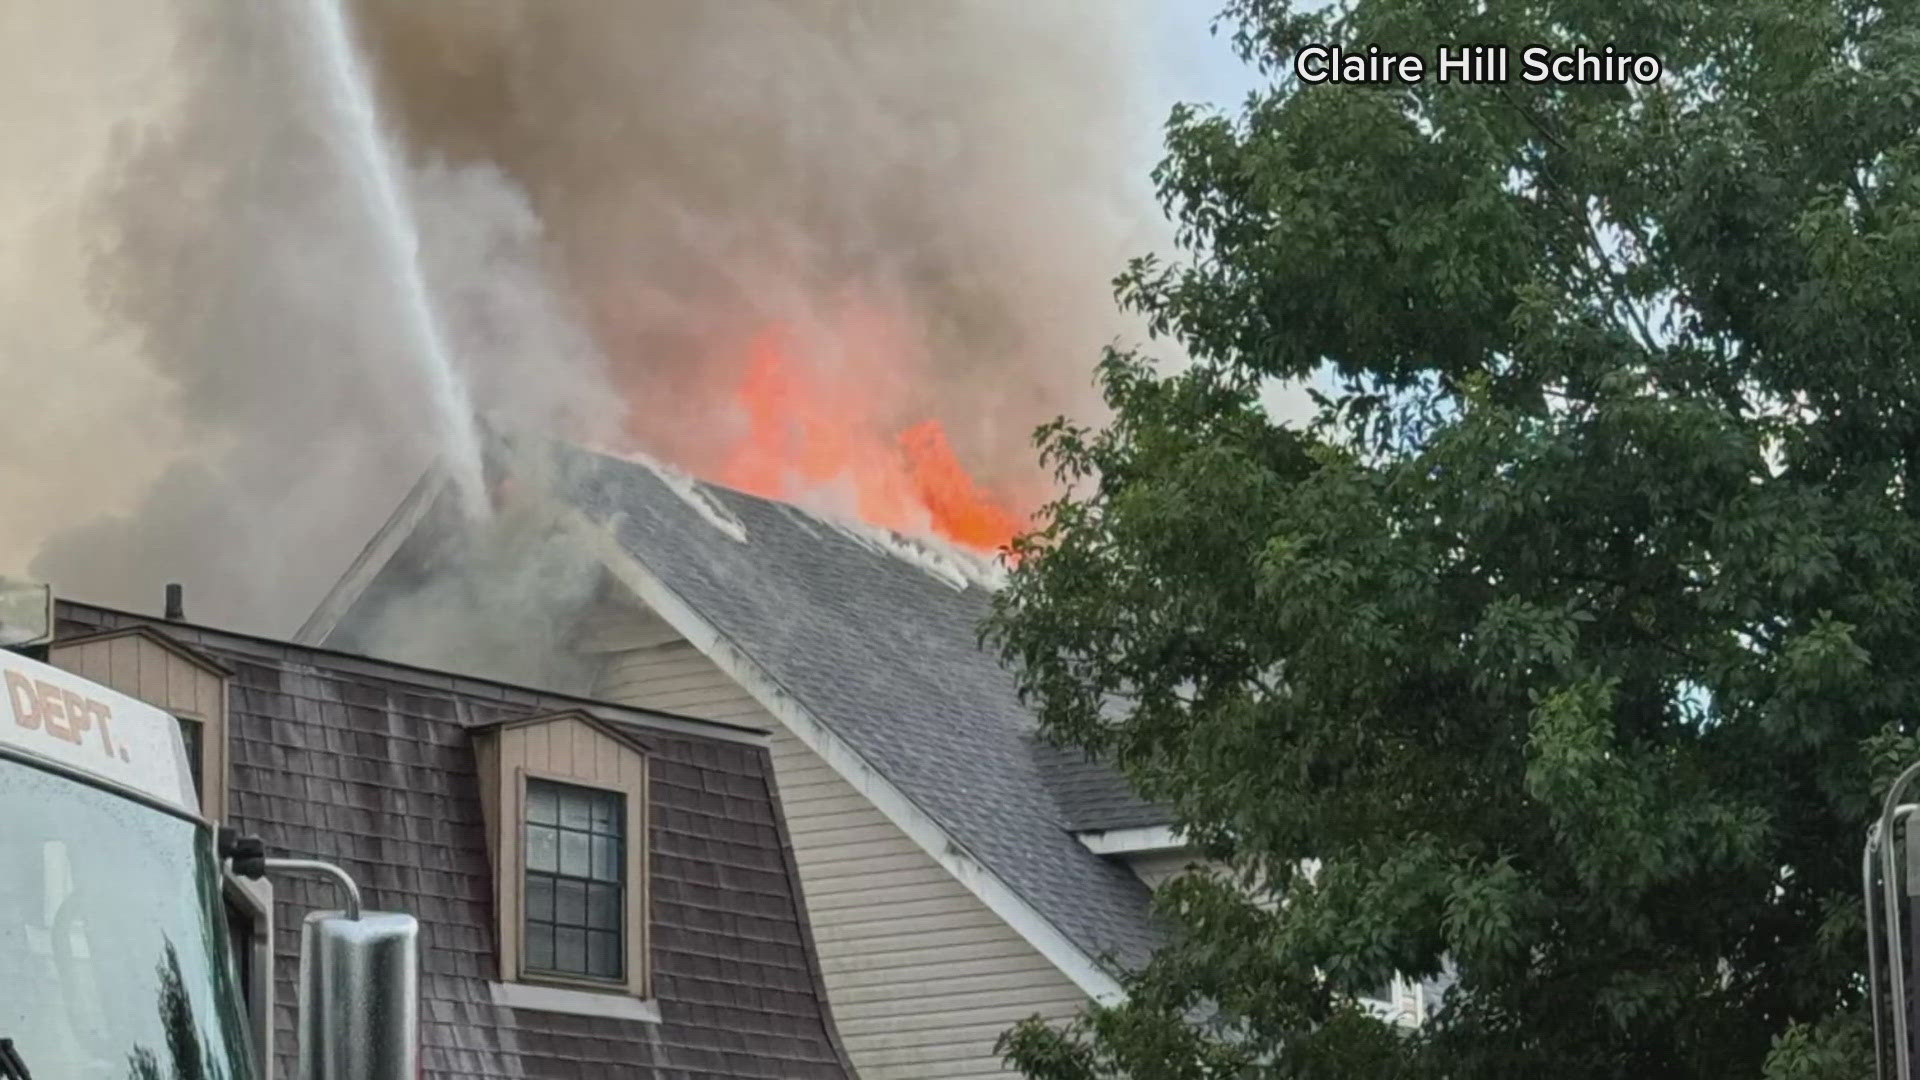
[[600, 449, 749, 544], [561, 438, 1008, 593]]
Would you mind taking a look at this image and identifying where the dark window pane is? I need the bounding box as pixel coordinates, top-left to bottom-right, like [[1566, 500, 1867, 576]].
[[587, 931, 621, 979], [524, 778, 628, 979], [177, 717, 204, 799], [590, 793, 619, 832], [556, 826, 583, 880], [525, 923, 554, 971], [555, 879, 587, 927], [556, 927, 587, 974], [527, 781, 558, 825], [560, 831, 591, 877], [587, 883, 620, 931], [591, 836, 621, 882], [526, 875, 554, 923], [526, 825, 558, 873]]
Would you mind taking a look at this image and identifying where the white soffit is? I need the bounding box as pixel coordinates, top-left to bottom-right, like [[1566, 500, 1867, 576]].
[[1077, 825, 1188, 857]]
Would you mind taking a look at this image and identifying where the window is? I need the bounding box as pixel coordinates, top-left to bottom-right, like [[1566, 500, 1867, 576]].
[[475, 710, 651, 1002], [523, 779, 625, 981], [177, 716, 205, 800]]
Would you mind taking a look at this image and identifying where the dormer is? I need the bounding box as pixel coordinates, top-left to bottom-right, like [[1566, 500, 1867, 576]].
[[48, 625, 232, 820], [471, 709, 654, 1012]]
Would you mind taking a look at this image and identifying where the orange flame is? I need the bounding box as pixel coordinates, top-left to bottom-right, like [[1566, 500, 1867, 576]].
[[712, 324, 1027, 552]]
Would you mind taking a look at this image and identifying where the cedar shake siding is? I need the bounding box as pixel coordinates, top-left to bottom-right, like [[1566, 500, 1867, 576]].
[[53, 601, 855, 1080]]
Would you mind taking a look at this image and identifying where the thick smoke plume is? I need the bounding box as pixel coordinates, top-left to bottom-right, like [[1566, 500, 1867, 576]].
[[4, 0, 1160, 637]]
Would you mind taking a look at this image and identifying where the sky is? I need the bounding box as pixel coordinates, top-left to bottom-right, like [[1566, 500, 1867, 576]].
[[1144, 3, 1318, 425], [1150, 1, 1268, 122]]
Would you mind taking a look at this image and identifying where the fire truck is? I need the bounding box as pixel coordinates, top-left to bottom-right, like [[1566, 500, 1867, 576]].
[[0, 584, 417, 1080]]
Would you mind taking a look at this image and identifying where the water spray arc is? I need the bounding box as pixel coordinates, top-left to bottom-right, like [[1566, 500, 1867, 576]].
[[290, 0, 488, 517]]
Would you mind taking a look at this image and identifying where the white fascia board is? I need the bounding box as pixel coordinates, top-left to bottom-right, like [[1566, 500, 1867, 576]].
[[1077, 825, 1188, 857], [295, 467, 448, 645], [571, 512, 1127, 1006]]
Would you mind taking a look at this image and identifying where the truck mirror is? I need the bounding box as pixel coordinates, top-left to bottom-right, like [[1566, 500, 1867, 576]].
[[296, 910, 420, 1080]]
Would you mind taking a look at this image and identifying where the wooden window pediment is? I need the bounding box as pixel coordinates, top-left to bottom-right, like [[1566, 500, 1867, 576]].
[[473, 711, 651, 1000], [48, 626, 231, 820]]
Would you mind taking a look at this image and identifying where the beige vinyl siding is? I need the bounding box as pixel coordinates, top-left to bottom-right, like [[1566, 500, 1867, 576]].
[[585, 599, 1089, 1079], [51, 629, 229, 819], [598, 642, 765, 724]]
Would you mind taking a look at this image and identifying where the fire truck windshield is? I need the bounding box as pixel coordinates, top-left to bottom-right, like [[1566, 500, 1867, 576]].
[[0, 758, 256, 1080]]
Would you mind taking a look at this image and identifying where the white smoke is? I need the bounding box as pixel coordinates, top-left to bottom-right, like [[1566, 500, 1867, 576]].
[[2, 0, 1170, 636]]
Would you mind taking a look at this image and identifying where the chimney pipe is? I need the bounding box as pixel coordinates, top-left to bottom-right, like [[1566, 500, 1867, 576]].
[[164, 583, 184, 622]]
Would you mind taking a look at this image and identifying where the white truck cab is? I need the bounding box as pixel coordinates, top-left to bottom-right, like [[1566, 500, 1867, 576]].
[[0, 634, 417, 1080]]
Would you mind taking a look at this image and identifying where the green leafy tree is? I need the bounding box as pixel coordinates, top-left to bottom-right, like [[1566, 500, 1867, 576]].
[[987, 0, 1920, 1076], [125, 943, 228, 1080]]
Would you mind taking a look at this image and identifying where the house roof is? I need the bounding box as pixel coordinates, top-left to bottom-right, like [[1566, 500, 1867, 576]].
[[54, 600, 855, 1080], [307, 432, 1176, 982], [541, 441, 1167, 973], [1029, 738, 1176, 833]]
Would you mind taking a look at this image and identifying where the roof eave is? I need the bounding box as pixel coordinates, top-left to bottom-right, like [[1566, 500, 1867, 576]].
[[294, 466, 449, 646], [1076, 824, 1189, 857]]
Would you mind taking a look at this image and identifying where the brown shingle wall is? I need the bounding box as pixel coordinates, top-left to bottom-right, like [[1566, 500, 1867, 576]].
[[55, 605, 853, 1080]]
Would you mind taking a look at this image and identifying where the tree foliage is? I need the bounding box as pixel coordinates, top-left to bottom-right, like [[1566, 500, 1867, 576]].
[[125, 942, 228, 1080], [987, 0, 1920, 1075]]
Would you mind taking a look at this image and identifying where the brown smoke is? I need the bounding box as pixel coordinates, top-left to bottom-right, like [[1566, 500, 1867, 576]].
[[6, 0, 1162, 636], [350, 0, 1157, 488]]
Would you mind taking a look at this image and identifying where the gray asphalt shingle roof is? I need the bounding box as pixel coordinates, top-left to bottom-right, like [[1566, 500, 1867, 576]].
[[550, 442, 1166, 973], [1029, 739, 1176, 833]]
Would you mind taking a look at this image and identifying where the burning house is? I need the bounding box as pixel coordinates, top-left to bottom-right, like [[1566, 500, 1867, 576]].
[[32, 593, 857, 1079], [298, 436, 1220, 1076]]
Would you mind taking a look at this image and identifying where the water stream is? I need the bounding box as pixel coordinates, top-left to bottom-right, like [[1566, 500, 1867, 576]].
[[292, 0, 489, 517]]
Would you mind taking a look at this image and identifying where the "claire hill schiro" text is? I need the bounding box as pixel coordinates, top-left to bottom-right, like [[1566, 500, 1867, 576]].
[[1295, 44, 1663, 85]]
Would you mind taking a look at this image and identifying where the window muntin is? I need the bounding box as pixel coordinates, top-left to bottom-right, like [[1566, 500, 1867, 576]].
[[523, 778, 624, 981]]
